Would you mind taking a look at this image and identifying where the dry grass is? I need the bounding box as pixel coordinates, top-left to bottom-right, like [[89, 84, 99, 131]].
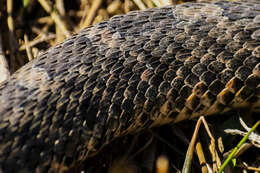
[[0, 0, 180, 74]]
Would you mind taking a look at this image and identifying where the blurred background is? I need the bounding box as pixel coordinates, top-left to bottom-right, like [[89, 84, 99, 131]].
[[0, 0, 195, 74]]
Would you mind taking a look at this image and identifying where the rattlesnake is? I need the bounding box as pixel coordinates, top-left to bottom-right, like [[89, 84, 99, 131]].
[[0, 0, 260, 172]]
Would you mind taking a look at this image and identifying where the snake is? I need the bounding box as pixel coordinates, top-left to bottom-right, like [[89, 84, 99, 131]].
[[0, 0, 260, 172]]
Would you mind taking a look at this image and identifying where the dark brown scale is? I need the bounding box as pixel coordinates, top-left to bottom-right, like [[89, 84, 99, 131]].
[[208, 61, 225, 73], [191, 46, 208, 58], [226, 58, 243, 70], [208, 79, 225, 96], [184, 56, 199, 69], [176, 65, 190, 78], [179, 85, 192, 99], [133, 62, 146, 73], [121, 98, 135, 114], [143, 99, 155, 114], [226, 77, 244, 93], [159, 36, 175, 47], [253, 46, 260, 57], [208, 43, 225, 56], [234, 47, 251, 59], [217, 50, 234, 63], [245, 23, 260, 32], [183, 39, 198, 50], [200, 53, 215, 65], [243, 40, 260, 50], [124, 85, 137, 100], [245, 74, 260, 89], [111, 89, 125, 104], [175, 33, 189, 44], [192, 82, 207, 96], [143, 40, 158, 51], [236, 86, 255, 101], [129, 74, 140, 87], [253, 63, 260, 77], [145, 86, 158, 101], [155, 63, 168, 75], [134, 92, 146, 106], [137, 78, 149, 90], [163, 69, 177, 82], [120, 68, 132, 80], [158, 81, 171, 95], [123, 56, 137, 67], [186, 94, 200, 110], [191, 63, 207, 76], [200, 71, 216, 86], [218, 33, 234, 47], [226, 41, 243, 53], [235, 66, 252, 81], [199, 37, 215, 47], [137, 52, 150, 63], [217, 89, 235, 105], [152, 46, 167, 57], [1, 1, 260, 173], [148, 57, 161, 69], [184, 74, 200, 88], [171, 76, 184, 90], [209, 27, 226, 39], [234, 31, 252, 42], [167, 42, 182, 54], [129, 45, 144, 57], [185, 22, 202, 35]]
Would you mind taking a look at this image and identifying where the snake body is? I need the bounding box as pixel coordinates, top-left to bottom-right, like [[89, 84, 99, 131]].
[[0, 0, 260, 172]]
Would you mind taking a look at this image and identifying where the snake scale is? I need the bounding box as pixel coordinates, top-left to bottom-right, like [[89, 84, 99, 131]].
[[0, 0, 260, 172]]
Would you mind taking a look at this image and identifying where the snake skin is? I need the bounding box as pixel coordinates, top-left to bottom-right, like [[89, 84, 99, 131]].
[[0, 0, 260, 172]]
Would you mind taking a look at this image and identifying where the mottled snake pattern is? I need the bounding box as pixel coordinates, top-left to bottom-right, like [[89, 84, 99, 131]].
[[0, 0, 260, 172]]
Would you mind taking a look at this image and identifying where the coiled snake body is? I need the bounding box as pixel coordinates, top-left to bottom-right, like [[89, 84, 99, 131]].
[[0, 0, 260, 172]]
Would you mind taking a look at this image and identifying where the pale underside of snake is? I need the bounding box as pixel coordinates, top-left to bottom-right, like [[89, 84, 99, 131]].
[[0, 0, 260, 172]]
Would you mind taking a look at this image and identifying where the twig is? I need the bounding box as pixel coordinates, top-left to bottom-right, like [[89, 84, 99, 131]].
[[124, 0, 131, 13], [19, 32, 56, 51], [32, 26, 50, 35], [55, 0, 66, 43], [143, 0, 155, 8], [201, 117, 221, 172], [132, 0, 147, 10], [24, 34, 34, 61], [195, 140, 208, 173], [225, 117, 260, 148], [32, 48, 40, 58], [37, 16, 54, 25], [56, 0, 65, 16], [37, 0, 70, 37], [182, 116, 202, 173], [7, 0, 23, 72], [81, 0, 102, 28], [218, 121, 260, 173], [151, 0, 163, 7], [79, 0, 90, 29], [0, 32, 10, 83], [159, 0, 172, 5], [107, 0, 122, 14], [224, 143, 252, 159], [247, 166, 260, 171]]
